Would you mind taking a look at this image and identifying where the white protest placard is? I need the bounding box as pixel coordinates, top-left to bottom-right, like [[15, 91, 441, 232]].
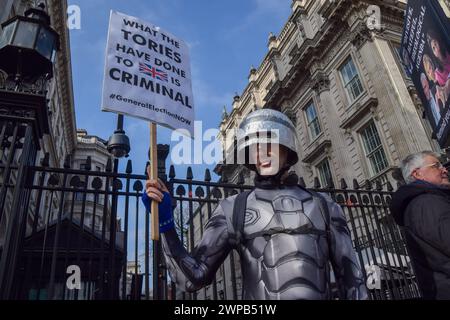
[[102, 11, 195, 136]]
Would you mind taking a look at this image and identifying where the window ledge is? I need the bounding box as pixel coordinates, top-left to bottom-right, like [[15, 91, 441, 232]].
[[302, 136, 332, 164], [340, 96, 379, 130], [367, 166, 397, 186], [307, 131, 324, 148]]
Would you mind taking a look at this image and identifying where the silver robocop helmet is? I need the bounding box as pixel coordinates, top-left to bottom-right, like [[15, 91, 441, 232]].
[[237, 108, 299, 170]]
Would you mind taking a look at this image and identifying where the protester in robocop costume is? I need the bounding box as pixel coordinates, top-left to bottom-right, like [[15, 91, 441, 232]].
[[142, 109, 368, 300]]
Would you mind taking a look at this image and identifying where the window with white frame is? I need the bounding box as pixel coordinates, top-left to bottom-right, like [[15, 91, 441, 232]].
[[360, 121, 389, 176], [340, 57, 364, 102], [305, 102, 321, 140], [317, 158, 333, 188]]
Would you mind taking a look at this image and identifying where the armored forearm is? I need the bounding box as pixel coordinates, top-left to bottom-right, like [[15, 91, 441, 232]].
[[161, 205, 232, 292]]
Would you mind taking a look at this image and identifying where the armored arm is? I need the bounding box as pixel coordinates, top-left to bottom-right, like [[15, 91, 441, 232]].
[[327, 200, 368, 300], [161, 202, 232, 292]]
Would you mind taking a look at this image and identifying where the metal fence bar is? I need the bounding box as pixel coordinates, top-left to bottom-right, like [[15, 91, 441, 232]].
[[376, 187, 419, 299], [362, 183, 401, 299], [0, 122, 19, 221], [204, 169, 218, 300], [22, 166, 47, 300], [74, 162, 91, 300], [48, 159, 70, 299], [0, 148, 422, 301], [121, 160, 132, 300], [99, 159, 112, 300], [61, 178, 78, 301]]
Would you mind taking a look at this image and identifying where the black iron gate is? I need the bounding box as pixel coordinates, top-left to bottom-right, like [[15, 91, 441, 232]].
[[165, 169, 421, 301], [0, 89, 421, 300]]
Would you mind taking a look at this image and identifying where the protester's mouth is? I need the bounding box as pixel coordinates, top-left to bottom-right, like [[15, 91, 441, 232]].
[[259, 160, 272, 168]]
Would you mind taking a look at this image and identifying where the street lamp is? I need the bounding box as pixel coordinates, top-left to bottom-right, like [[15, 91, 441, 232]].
[[0, 2, 59, 89], [0, 3, 59, 299]]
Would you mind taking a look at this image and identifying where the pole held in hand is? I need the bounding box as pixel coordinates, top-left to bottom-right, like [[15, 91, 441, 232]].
[[149, 123, 159, 241]]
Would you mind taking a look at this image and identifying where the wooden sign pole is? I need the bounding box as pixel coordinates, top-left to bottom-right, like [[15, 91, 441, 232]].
[[149, 123, 159, 241]]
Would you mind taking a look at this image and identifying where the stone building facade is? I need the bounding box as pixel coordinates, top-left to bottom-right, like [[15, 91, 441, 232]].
[[200, 0, 444, 300], [218, 0, 441, 188]]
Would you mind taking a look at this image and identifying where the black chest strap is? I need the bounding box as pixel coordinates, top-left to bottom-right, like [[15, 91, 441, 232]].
[[228, 190, 252, 247]]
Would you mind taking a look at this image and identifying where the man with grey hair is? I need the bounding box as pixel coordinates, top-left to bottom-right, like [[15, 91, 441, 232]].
[[390, 151, 450, 299]]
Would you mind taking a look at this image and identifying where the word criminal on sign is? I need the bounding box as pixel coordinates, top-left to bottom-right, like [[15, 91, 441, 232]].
[[101, 11, 196, 241], [102, 10, 195, 136]]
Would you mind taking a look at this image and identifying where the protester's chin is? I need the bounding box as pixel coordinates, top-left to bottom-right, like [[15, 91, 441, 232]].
[[257, 165, 280, 176]]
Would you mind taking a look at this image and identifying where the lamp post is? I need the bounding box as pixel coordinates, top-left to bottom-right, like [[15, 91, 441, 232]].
[[0, 2, 59, 299], [0, 2, 59, 91], [106, 114, 130, 299]]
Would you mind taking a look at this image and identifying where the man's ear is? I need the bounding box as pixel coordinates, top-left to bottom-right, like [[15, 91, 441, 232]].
[[411, 169, 421, 181]]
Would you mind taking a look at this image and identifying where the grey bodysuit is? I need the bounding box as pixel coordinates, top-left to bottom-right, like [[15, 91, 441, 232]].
[[161, 186, 368, 300]]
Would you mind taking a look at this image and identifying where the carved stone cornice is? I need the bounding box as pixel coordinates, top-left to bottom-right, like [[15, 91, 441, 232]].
[[263, 79, 282, 104], [311, 71, 330, 94], [318, 0, 351, 20], [340, 97, 379, 130], [350, 22, 374, 50], [302, 139, 332, 164]]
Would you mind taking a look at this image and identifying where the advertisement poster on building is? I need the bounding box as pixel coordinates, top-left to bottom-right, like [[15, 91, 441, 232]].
[[438, 0, 450, 18], [401, 0, 450, 147]]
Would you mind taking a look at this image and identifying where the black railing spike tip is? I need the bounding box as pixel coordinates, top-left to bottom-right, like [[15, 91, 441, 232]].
[[353, 179, 360, 190], [92, 177, 103, 190], [133, 180, 143, 192], [221, 175, 228, 183], [195, 186, 205, 198], [237, 173, 245, 185], [187, 167, 193, 180], [126, 159, 132, 174], [298, 177, 306, 188], [106, 158, 113, 172], [48, 174, 60, 186], [113, 179, 123, 191], [204, 169, 211, 182], [386, 181, 394, 192], [169, 165, 175, 179], [340, 178, 348, 189], [145, 161, 150, 176], [375, 180, 382, 191], [313, 177, 321, 189], [176, 185, 186, 196], [86, 156, 92, 170], [365, 180, 372, 190], [327, 180, 335, 189], [70, 175, 81, 188], [63, 155, 71, 169], [41, 152, 50, 167]]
